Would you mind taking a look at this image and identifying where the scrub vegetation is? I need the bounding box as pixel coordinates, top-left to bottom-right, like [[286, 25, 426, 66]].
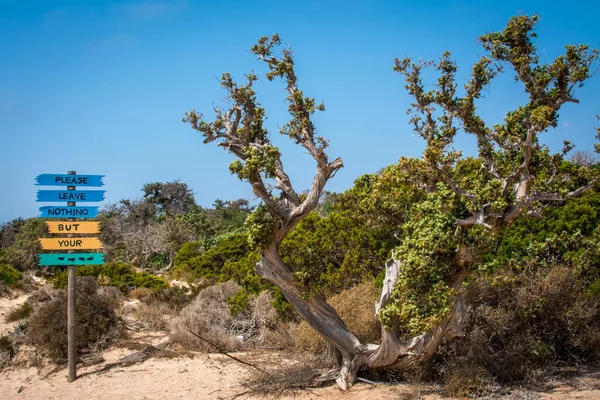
[[1, 14, 599, 396]]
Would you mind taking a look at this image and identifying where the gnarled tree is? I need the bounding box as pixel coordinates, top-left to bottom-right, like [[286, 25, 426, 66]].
[[184, 16, 598, 390]]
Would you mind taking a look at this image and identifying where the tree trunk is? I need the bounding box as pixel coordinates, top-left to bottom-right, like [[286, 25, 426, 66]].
[[256, 244, 367, 389], [256, 247, 466, 389], [366, 258, 466, 370]]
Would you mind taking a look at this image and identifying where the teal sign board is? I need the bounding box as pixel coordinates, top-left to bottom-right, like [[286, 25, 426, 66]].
[[39, 206, 99, 218], [37, 190, 105, 202], [38, 253, 105, 266], [36, 174, 104, 187]]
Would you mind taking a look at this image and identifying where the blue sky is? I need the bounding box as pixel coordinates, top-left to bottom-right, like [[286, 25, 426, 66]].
[[1, 0, 599, 224]]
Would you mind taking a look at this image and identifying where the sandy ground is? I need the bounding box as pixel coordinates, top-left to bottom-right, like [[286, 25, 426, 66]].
[[2, 351, 600, 400], [2, 289, 600, 400]]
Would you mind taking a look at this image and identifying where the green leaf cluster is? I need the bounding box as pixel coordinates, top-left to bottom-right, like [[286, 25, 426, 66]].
[[52, 262, 169, 292], [0, 263, 21, 286]]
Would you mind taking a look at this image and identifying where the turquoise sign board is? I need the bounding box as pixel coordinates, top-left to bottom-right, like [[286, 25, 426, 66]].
[[37, 190, 105, 202], [39, 253, 105, 266], [39, 206, 99, 218], [36, 174, 104, 187]]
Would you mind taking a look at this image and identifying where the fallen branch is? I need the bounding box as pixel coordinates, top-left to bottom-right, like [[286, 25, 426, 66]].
[[188, 330, 265, 373], [229, 390, 250, 400], [356, 377, 378, 385], [78, 341, 170, 378]]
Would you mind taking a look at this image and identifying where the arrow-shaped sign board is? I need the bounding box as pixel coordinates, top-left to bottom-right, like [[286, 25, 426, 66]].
[[36, 174, 104, 187], [39, 237, 103, 251], [39, 206, 99, 218], [39, 253, 105, 266], [46, 221, 100, 234], [37, 190, 105, 203]]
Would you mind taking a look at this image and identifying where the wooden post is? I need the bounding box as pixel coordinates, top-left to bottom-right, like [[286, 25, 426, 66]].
[[67, 170, 77, 382]]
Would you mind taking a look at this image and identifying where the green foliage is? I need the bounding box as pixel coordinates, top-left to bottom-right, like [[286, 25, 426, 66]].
[[227, 289, 249, 316], [142, 180, 196, 216], [381, 184, 463, 333], [174, 233, 251, 279], [382, 14, 599, 337], [0, 263, 21, 286], [0, 218, 47, 271], [483, 188, 600, 282], [0, 218, 26, 249], [244, 205, 276, 249], [172, 232, 272, 304], [52, 262, 168, 292], [208, 199, 253, 235], [280, 162, 426, 298]]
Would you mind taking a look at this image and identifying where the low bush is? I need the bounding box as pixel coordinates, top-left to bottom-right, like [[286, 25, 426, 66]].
[[0, 334, 14, 363], [171, 281, 241, 350], [133, 302, 172, 331], [0, 263, 21, 286], [27, 277, 123, 360], [144, 285, 201, 312], [437, 266, 600, 384], [171, 282, 279, 351], [53, 262, 168, 292]]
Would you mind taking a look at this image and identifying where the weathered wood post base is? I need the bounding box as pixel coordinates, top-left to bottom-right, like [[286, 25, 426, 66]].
[[67, 264, 76, 382], [67, 170, 77, 383]]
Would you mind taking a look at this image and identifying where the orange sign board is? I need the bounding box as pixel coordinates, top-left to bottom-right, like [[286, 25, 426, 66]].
[[46, 221, 100, 234], [39, 237, 103, 250]]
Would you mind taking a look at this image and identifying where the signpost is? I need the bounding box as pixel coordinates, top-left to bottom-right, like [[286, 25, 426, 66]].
[[46, 221, 100, 234], [39, 237, 104, 250], [37, 190, 106, 202], [39, 253, 105, 266], [36, 171, 105, 383], [39, 206, 100, 218]]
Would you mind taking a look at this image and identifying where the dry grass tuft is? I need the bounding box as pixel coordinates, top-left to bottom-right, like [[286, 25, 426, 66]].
[[443, 363, 496, 398], [294, 281, 380, 353], [171, 282, 281, 351], [129, 287, 153, 301], [243, 353, 330, 397], [4, 302, 33, 323], [133, 302, 172, 331], [171, 281, 241, 350]]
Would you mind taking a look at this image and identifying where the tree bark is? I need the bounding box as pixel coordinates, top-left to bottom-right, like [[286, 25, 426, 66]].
[[365, 258, 465, 370], [257, 249, 466, 389], [256, 244, 366, 389]]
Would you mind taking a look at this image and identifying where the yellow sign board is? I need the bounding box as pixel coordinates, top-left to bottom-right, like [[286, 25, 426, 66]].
[[46, 221, 100, 234], [39, 237, 103, 250]]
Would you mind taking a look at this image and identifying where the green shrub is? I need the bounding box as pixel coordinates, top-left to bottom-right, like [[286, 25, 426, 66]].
[[0, 263, 21, 286], [174, 233, 251, 279], [52, 262, 168, 292]]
